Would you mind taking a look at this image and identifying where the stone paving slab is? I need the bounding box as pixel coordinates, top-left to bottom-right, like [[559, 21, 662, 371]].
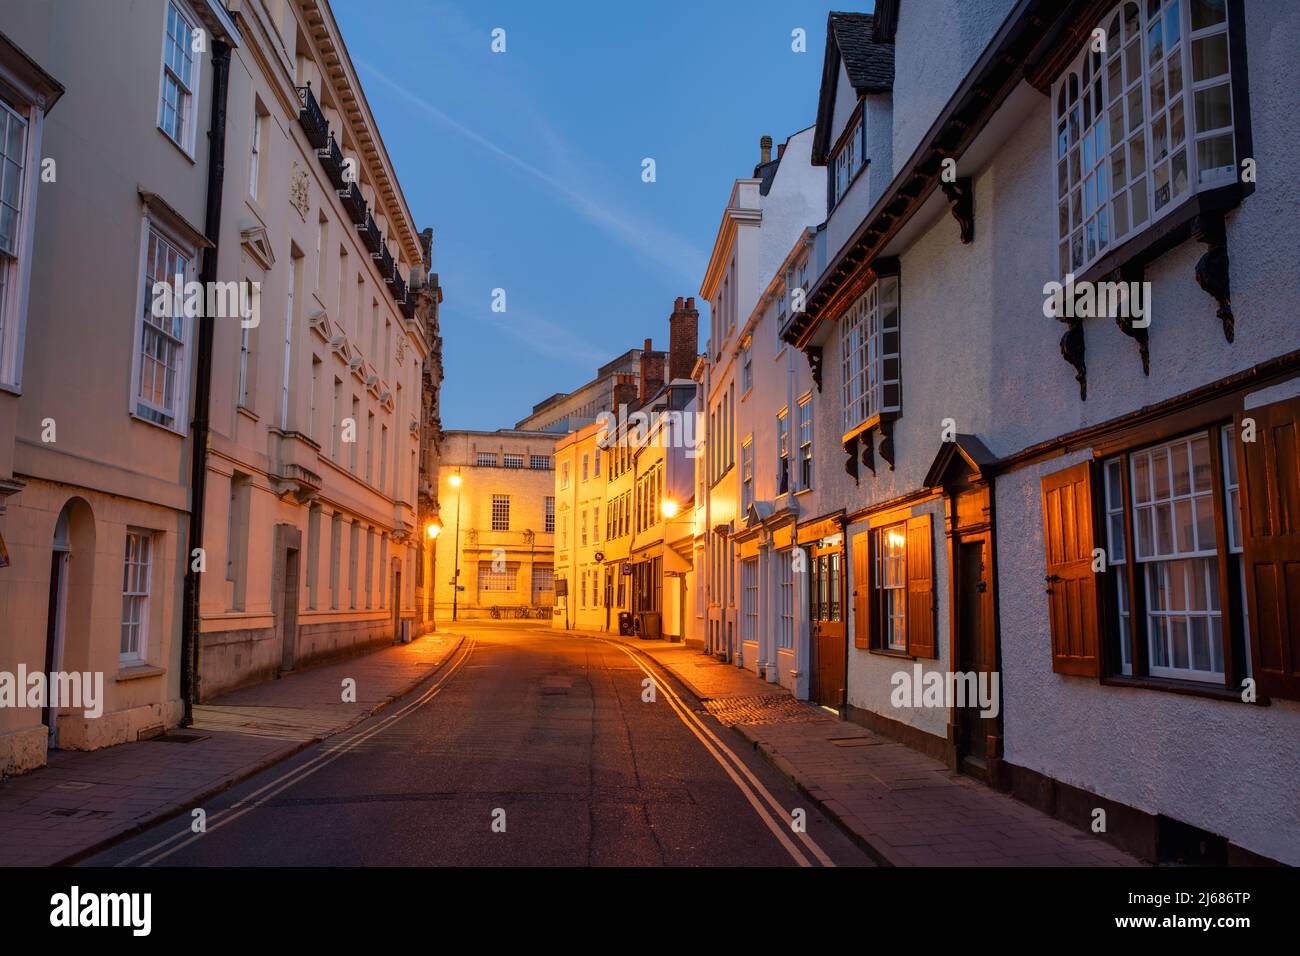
[[0, 630, 465, 867], [588, 628, 1142, 867]]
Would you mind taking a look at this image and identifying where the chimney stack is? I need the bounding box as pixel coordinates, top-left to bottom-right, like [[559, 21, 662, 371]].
[[612, 373, 638, 412], [668, 296, 700, 384], [639, 338, 665, 405], [760, 135, 773, 165]]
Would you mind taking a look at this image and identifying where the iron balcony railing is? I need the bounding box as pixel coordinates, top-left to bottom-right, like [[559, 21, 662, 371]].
[[295, 83, 329, 150], [318, 132, 347, 190], [357, 211, 383, 256], [337, 180, 367, 225], [374, 243, 395, 281], [400, 297, 416, 320], [390, 269, 407, 304]]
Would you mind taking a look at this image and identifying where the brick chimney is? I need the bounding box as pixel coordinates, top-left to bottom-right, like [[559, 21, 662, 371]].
[[639, 338, 665, 405], [760, 135, 772, 165], [668, 296, 699, 383], [611, 373, 638, 411]]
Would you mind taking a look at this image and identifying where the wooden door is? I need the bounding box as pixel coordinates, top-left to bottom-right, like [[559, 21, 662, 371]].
[[809, 541, 846, 709], [956, 538, 996, 766]]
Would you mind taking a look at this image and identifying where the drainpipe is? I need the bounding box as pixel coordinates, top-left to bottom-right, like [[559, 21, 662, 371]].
[[180, 39, 232, 726]]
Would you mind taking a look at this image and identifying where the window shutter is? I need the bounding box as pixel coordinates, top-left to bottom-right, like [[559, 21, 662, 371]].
[[905, 513, 936, 658], [852, 531, 872, 649], [1237, 399, 1300, 701], [1040, 461, 1100, 676]]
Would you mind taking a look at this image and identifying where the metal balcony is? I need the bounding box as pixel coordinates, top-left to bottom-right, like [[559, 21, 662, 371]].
[[296, 84, 329, 150], [318, 132, 347, 190], [390, 269, 407, 305], [374, 243, 395, 281], [357, 211, 383, 255], [337, 180, 366, 225]]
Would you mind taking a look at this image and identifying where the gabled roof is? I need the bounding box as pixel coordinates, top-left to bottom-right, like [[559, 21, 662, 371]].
[[812, 11, 895, 165]]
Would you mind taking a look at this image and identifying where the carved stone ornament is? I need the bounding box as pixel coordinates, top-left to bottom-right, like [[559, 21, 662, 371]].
[[289, 162, 311, 222], [1193, 211, 1234, 342], [939, 176, 974, 244]]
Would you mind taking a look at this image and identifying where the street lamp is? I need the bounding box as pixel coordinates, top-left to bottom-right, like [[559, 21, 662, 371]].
[[449, 471, 464, 621], [425, 517, 442, 540]]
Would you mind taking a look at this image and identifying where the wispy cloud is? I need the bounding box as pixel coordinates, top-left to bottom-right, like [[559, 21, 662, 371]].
[[356, 59, 705, 284]]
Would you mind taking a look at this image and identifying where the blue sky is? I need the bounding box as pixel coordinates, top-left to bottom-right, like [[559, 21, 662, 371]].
[[333, 0, 839, 431]]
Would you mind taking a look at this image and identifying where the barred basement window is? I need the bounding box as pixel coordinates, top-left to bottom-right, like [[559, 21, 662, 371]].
[[503, 454, 524, 469], [1052, 0, 1237, 275], [840, 276, 900, 433], [529, 454, 551, 470], [491, 494, 510, 531], [476, 452, 497, 467], [477, 561, 518, 592]]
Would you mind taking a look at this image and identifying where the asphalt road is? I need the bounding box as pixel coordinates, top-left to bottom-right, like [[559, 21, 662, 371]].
[[84, 623, 872, 867]]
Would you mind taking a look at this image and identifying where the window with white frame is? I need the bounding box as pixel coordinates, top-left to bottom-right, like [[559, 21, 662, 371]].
[[776, 410, 790, 494], [544, 495, 555, 533], [476, 452, 496, 467], [840, 276, 900, 433], [135, 226, 194, 429], [741, 342, 753, 393], [158, 1, 199, 150], [0, 99, 29, 387], [1053, 0, 1236, 276], [777, 550, 794, 649], [503, 454, 524, 469], [741, 558, 759, 644], [477, 560, 518, 592], [120, 530, 153, 664], [797, 396, 813, 490], [1102, 428, 1243, 684], [491, 494, 510, 531], [876, 524, 907, 651], [832, 114, 864, 206], [249, 106, 263, 200], [529, 454, 551, 470], [741, 438, 754, 512]]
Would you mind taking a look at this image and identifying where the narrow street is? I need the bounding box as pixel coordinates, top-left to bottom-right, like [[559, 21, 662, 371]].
[[84, 624, 870, 867]]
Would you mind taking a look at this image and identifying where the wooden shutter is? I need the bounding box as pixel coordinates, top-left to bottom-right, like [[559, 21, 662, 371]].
[[1238, 398, 1300, 701], [906, 513, 936, 658], [1040, 461, 1100, 676], [852, 531, 872, 649]]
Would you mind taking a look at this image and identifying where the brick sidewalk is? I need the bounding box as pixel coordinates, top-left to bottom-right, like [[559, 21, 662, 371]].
[[590, 629, 1141, 867], [0, 630, 464, 866]]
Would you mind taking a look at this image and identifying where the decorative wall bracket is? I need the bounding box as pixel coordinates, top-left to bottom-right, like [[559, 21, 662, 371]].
[[860, 431, 876, 476], [1113, 262, 1150, 376], [1192, 211, 1233, 342], [1058, 318, 1087, 401], [806, 346, 824, 392], [843, 433, 859, 485], [878, 418, 896, 470], [940, 176, 974, 244]]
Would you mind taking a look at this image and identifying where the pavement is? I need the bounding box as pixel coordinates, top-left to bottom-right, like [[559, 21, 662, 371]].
[[0, 630, 464, 866], [592, 627, 1141, 867]]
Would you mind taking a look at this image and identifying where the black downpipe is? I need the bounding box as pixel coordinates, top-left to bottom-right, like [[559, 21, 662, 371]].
[[181, 39, 231, 726]]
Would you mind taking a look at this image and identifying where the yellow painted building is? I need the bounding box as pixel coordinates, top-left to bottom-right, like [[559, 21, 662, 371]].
[[552, 421, 610, 631]]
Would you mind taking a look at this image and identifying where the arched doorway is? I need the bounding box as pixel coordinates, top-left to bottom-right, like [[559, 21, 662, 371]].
[[45, 498, 95, 747]]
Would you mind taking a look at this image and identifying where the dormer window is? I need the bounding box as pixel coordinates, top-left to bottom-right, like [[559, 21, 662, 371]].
[[832, 114, 865, 207], [1052, 0, 1236, 276]]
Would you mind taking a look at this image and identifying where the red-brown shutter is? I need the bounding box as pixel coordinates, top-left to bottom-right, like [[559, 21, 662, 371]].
[[1237, 399, 1300, 701], [852, 531, 872, 649], [906, 513, 937, 659], [1040, 461, 1100, 676]]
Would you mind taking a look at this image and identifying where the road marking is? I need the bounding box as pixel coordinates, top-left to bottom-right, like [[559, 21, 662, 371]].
[[117, 636, 477, 867], [598, 638, 837, 868]]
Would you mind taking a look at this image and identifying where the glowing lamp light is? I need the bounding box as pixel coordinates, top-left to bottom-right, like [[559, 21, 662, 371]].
[[448, 473, 462, 488], [661, 499, 680, 519], [426, 518, 443, 540]]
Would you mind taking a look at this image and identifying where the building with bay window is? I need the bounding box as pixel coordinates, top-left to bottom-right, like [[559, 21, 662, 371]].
[[783, 0, 1299, 865]]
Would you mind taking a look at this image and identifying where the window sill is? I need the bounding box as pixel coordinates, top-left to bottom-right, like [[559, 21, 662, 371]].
[[157, 126, 197, 164], [116, 664, 166, 683], [1099, 673, 1265, 705], [236, 404, 259, 422], [794, 487, 813, 497], [130, 409, 186, 437], [866, 647, 914, 661]]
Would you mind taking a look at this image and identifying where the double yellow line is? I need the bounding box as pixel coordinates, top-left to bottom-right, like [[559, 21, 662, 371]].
[[597, 638, 836, 868], [118, 635, 478, 867]]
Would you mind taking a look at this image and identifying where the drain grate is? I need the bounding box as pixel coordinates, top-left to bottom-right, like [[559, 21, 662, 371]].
[[148, 732, 210, 744], [699, 694, 827, 727]]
